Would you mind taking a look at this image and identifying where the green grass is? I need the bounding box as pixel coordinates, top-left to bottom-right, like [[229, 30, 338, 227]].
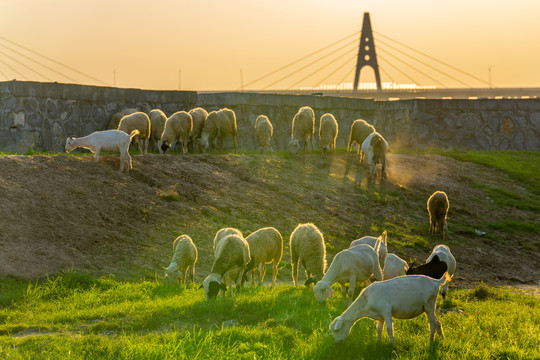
[[0, 271, 538, 359]]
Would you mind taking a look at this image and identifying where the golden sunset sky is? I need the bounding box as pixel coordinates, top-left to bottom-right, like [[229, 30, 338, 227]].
[[1, 0, 539, 91]]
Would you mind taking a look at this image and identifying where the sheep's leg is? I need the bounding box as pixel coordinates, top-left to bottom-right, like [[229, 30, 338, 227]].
[[376, 319, 385, 342], [348, 277, 357, 305], [258, 263, 266, 286], [190, 264, 195, 285], [309, 135, 313, 151], [441, 283, 448, 301], [233, 134, 237, 153], [426, 307, 444, 341], [291, 253, 299, 287], [251, 269, 256, 287], [93, 147, 101, 163], [340, 283, 347, 304], [119, 150, 125, 172], [271, 261, 278, 287], [385, 316, 395, 344], [144, 137, 149, 154], [181, 269, 188, 286]]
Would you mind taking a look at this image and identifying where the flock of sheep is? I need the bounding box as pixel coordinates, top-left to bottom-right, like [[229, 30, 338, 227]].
[[64, 104, 455, 344]]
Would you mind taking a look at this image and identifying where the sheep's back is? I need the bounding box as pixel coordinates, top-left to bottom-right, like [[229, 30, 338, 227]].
[[350, 119, 375, 145], [246, 227, 283, 263], [292, 107, 315, 138], [216, 108, 237, 137], [149, 109, 167, 140], [172, 235, 198, 268], [427, 191, 449, 219], [189, 107, 208, 138], [212, 234, 250, 276], [118, 112, 151, 138], [213, 227, 242, 253], [290, 223, 326, 276]]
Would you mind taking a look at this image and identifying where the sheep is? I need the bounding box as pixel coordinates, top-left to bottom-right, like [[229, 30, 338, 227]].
[[118, 111, 151, 154], [149, 109, 167, 153], [199, 108, 237, 153], [329, 273, 451, 344], [213, 227, 243, 255], [347, 119, 375, 161], [383, 253, 408, 280], [288, 106, 315, 154], [160, 111, 193, 155], [65, 129, 139, 172], [243, 227, 283, 287], [290, 223, 326, 287], [107, 108, 138, 130], [188, 107, 208, 153], [163, 235, 198, 285], [361, 131, 389, 183], [313, 244, 383, 306], [427, 191, 450, 238], [254, 115, 273, 153], [406, 244, 456, 300], [319, 113, 338, 154], [200, 234, 250, 299], [349, 231, 388, 272]]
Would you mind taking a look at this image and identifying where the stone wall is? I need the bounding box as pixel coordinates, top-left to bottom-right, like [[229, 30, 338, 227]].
[[0, 81, 538, 152]]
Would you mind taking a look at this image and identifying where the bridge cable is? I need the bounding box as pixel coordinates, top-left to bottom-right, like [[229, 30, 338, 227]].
[[378, 64, 395, 85], [0, 55, 28, 80], [376, 52, 422, 86], [312, 51, 358, 89], [0, 49, 53, 82]]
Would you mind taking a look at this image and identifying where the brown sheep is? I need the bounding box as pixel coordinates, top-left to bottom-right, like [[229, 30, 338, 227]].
[[347, 119, 375, 161], [427, 191, 449, 238]]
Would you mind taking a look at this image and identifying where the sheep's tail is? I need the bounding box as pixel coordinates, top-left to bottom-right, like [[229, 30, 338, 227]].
[[438, 272, 452, 287], [129, 129, 140, 139]]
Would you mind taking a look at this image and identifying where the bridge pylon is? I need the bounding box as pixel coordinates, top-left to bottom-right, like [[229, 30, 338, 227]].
[[353, 12, 382, 92]]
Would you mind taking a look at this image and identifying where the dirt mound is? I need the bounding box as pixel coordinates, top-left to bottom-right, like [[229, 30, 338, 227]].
[[0, 153, 537, 289]]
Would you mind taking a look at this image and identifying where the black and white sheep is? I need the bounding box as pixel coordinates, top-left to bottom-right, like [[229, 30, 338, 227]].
[[319, 113, 338, 154], [406, 244, 456, 300], [65, 129, 139, 172], [188, 107, 208, 153], [149, 109, 167, 153], [290, 223, 326, 287], [254, 115, 273, 153], [201, 234, 250, 299], [347, 119, 375, 160], [313, 244, 383, 306], [427, 191, 449, 238], [288, 106, 315, 154], [164, 235, 198, 285], [199, 108, 237, 153], [160, 111, 193, 155], [361, 131, 389, 183], [243, 227, 283, 287], [330, 273, 451, 343], [118, 111, 151, 155]]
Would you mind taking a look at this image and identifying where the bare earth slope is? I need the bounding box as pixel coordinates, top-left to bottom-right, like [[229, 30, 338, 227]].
[[0, 153, 538, 289]]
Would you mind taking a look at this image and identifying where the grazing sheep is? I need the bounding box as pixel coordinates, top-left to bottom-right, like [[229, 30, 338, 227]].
[[213, 227, 243, 254], [407, 244, 456, 300], [319, 113, 338, 154], [254, 115, 273, 153], [347, 119, 375, 160], [107, 108, 138, 130], [160, 111, 193, 155], [201, 234, 250, 299], [65, 129, 139, 172], [349, 231, 388, 272], [199, 108, 237, 153], [330, 273, 451, 343], [427, 191, 450, 238], [288, 106, 315, 154], [118, 111, 151, 154], [290, 223, 326, 287], [188, 107, 208, 153], [361, 132, 389, 183], [314, 244, 383, 306], [243, 227, 283, 287], [383, 254, 408, 280], [164, 235, 198, 285], [149, 109, 167, 153]]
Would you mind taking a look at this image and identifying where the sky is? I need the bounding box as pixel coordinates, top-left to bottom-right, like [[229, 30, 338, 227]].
[[1, 0, 539, 91]]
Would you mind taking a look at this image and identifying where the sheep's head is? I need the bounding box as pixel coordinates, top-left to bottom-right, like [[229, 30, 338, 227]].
[[313, 281, 334, 303], [163, 263, 179, 283], [160, 142, 170, 154], [198, 135, 209, 152], [329, 316, 350, 342], [65, 136, 76, 153], [201, 274, 227, 299], [288, 138, 300, 154]]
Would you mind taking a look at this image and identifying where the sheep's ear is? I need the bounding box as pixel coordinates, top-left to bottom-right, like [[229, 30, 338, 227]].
[[198, 284, 204, 290], [218, 281, 227, 291], [330, 317, 343, 331], [380, 231, 387, 244], [328, 288, 334, 299]]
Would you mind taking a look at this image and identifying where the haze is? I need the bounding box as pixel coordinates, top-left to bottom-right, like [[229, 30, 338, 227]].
[[1, 0, 539, 91]]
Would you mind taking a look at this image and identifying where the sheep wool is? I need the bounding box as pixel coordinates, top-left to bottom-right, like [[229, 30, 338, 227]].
[[347, 119, 375, 158], [160, 111, 193, 154], [244, 227, 283, 286], [290, 223, 326, 287], [107, 108, 138, 130], [319, 113, 338, 153], [289, 106, 315, 154], [213, 227, 243, 255], [199, 108, 237, 153], [188, 107, 209, 152], [254, 115, 273, 153], [164, 235, 198, 285], [427, 191, 449, 238], [361, 131, 389, 183], [118, 111, 151, 154], [149, 109, 167, 153]]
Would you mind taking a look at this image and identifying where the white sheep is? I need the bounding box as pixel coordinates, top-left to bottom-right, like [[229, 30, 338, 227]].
[[382, 253, 408, 280], [427, 191, 449, 238], [107, 108, 138, 130], [254, 115, 273, 153], [201, 234, 250, 299], [318, 113, 339, 154], [288, 106, 315, 154], [313, 244, 383, 306], [349, 231, 388, 272], [188, 107, 208, 153], [361, 131, 389, 183], [164, 235, 198, 285], [118, 111, 151, 155], [213, 227, 243, 255], [199, 108, 237, 153], [290, 223, 326, 287], [347, 119, 375, 161], [149, 109, 167, 153], [330, 273, 451, 344], [243, 227, 283, 287], [65, 129, 139, 172], [160, 111, 193, 155]]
